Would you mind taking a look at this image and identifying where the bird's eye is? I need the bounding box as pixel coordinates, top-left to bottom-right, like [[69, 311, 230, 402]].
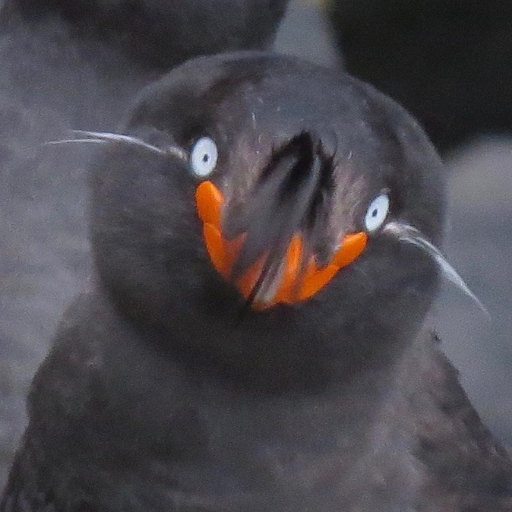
[[364, 193, 390, 232], [190, 136, 218, 178]]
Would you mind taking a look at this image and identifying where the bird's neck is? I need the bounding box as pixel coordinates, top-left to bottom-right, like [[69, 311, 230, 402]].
[[85, 294, 442, 507], [31, 293, 484, 510], [98, 287, 432, 443]]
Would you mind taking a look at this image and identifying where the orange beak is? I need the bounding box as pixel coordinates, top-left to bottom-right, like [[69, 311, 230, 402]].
[[195, 180, 368, 308]]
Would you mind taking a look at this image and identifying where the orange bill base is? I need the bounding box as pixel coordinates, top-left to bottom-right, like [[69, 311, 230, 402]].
[[195, 180, 368, 308]]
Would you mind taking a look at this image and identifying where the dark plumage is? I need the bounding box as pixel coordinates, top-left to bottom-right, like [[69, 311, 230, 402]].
[[0, 0, 288, 487], [2, 52, 511, 511]]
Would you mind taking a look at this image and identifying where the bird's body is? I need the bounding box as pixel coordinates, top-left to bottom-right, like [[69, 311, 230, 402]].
[[5, 297, 512, 511], [2, 52, 512, 511], [0, 0, 288, 486]]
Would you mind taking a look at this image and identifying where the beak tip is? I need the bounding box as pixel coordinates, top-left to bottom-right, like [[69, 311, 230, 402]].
[[332, 231, 368, 268]]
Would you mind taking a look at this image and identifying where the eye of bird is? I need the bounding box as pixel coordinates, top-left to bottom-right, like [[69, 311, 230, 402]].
[[364, 193, 390, 232], [190, 136, 218, 178]]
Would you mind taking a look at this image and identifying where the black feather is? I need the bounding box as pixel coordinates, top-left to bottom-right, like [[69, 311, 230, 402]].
[[225, 132, 335, 302]]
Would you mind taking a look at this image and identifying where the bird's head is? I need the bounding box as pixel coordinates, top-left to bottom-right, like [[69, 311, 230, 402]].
[[85, 53, 470, 389]]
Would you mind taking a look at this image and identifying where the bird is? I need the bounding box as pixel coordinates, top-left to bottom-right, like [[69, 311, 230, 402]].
[[0, 0, 289, 488], [2, 51, 511, 511]]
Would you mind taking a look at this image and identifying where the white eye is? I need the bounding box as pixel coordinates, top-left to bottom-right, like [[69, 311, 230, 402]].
[[364, 193, 390, 232], [190, 136, 218, 178]]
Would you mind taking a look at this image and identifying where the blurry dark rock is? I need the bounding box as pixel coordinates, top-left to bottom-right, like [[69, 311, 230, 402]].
[[327, 0, 512, 151]]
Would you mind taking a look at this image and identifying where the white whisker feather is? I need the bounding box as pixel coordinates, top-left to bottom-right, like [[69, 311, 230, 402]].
[[44, 138, 108, 146], [44, 130, 188, 161], [384, 221, 489, 316], [72, 130, 166, 155]]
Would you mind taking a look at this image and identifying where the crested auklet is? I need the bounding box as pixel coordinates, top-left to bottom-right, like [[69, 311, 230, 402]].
[[2, 52, 511, 511]]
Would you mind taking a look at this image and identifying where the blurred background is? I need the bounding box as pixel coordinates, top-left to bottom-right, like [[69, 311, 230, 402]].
[[278, 0, 512, 445]]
